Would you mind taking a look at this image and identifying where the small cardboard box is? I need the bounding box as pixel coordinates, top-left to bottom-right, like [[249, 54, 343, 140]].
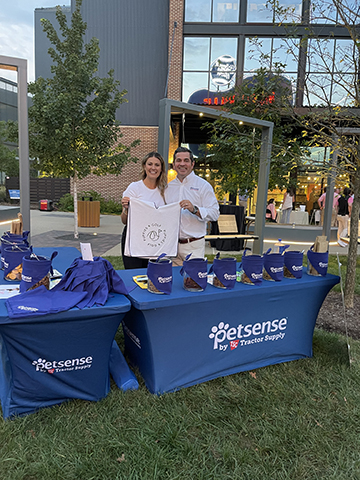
[[309, 235, 328, 275], [314, 235, 328, 253]]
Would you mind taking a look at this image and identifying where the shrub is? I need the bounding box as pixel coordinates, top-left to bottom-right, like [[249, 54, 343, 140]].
[[57, 193, 74, 212], [57, 190, 122, 214]]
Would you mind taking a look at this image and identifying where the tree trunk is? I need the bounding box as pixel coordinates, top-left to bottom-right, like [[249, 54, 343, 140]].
[[344, 169, 360, 309], [73, 173, 79, 239]]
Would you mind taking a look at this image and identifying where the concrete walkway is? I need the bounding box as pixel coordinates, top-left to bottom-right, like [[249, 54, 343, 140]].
[[0, 209, 358, 257], [0, 210, 124, 257]]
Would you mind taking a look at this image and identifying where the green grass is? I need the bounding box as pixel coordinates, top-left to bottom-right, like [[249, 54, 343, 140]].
[[1, 329, 360, 479], [1, 254, 359, 479]]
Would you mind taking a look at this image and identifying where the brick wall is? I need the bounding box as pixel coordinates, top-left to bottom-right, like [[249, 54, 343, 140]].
[[167, 0, 184, 101], [71, 126, 159, 202]]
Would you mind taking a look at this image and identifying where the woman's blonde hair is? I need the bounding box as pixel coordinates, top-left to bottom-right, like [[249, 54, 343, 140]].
[[141, 152, 167, 199]]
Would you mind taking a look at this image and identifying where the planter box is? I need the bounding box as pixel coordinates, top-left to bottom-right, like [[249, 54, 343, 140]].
[[78, 201, 100, 227]]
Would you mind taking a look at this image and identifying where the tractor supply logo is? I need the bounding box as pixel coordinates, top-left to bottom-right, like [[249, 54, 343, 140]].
[[209, 318, 287, 352], [32, 355, 93, 374], [142, 222, 167, 248], [123, 323, 141, 349]]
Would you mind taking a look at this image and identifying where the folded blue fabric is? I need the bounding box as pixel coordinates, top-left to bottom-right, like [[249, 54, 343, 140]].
[[52, 256, 134, 308], [6, 286, 87, 319]]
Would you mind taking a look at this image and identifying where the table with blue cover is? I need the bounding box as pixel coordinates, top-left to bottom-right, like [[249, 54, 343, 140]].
[[120, 267, 339, 394], [0, 247, 133, 419]]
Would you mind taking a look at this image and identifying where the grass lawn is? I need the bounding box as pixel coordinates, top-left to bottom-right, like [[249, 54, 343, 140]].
[[0, 255, 359, 479]]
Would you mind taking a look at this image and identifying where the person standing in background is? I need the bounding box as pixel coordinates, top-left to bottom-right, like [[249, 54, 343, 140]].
[[280, 187, 294, 224], [332, 188, 340, 226], [165, 146, 219, 266], [317, 187, 327, 226], [336, 187, 351, 246]]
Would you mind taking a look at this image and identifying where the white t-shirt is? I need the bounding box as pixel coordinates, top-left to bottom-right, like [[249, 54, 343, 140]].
[[122, 180, 165, 207]]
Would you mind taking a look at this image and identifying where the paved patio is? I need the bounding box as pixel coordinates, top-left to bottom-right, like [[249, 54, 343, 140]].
[[0, 209, 359, 258]]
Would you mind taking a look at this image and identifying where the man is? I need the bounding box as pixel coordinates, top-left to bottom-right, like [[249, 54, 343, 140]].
[[336, 187, 351, 246], [166, 146, 220, 265]]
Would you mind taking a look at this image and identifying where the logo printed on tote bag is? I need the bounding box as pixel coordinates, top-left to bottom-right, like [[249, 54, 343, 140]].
[[32, 355, 93, 374], [142, 223, 167, 248], [209, 319, 287, 351]]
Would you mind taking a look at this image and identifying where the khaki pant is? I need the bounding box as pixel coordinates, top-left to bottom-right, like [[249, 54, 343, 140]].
[[321, 208, 337, 226], [171, 239, 205, 266], [337, 214, 349, 242]]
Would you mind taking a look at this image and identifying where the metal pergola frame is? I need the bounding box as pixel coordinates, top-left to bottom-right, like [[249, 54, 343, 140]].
[[0, 55, 30, 233], [158, 98, 274, 254]]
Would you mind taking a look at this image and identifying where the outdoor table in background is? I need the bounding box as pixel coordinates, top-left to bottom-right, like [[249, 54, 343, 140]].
[[120, 267, 339, 395], [290, 210, 309, 225], [0, 247, 133, 419], [276, 210, 309, 225]]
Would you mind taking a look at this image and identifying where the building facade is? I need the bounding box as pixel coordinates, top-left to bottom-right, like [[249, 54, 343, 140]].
[[33, 0, 357, 202]]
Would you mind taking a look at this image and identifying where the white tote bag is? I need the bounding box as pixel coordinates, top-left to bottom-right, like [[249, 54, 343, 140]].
[[124, 198, 181, 258]]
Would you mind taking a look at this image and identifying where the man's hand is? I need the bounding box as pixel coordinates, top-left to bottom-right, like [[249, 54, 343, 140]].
[[180, 200, 201, 217], [180, 199, 194, 212]]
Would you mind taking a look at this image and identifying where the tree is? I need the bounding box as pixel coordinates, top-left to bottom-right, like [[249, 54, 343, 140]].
[[0, 122, 18, 177], [203, 68, 305, 200], [19, 0, 139, 237], [267, 0, 360, 307]]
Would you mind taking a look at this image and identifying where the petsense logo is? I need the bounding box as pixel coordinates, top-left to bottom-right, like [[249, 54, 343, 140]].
[[32, 355, 93, 374], [270, 266, 283, 273], [158, 276, 172, 284], [209, 318, 287, 352]]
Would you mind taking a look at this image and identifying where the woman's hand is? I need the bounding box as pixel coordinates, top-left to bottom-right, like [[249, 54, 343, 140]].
[[121, 197, 130, 224], [122, 197, 130, 212]]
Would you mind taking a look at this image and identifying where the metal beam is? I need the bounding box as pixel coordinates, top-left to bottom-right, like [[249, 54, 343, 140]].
[[158, 99, 274, 251], [253, 125, 273, 254], [0, 55, 30, 235]]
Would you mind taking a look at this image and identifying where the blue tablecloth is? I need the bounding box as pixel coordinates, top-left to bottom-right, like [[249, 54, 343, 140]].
[[0, 247, 135, 419], [120, 267, 339, 394]]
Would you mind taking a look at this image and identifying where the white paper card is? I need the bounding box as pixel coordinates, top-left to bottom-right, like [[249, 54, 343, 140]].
[[80, 243, 94, 261], [0, 285, 20, 299]]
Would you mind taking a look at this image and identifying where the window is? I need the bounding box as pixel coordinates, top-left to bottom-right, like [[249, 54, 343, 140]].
[[183, 37, 238, 102], [185, 0, 240, 22], [243, 37, 298, 103], [247, 0, 302, 23], [305, 39, 357, 106], [244, 37, 299, 72], [309, 2, 337, 23]]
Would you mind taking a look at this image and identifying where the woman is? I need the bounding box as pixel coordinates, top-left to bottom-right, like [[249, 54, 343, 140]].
[[266, 198, 277, 222], [121, 152, 167, 269], [281, 187, 294, 224]]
